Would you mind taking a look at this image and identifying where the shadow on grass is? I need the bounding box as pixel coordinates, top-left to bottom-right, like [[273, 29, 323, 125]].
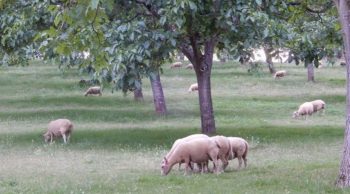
[[1, 125, 343, 150]]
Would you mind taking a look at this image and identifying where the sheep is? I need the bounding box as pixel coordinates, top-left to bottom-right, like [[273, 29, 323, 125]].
[[164, 134, 209, 172], [188, 83, 198, 92], [292, 102, 314, 119], [310, 99, 326, 114], [170, 62, 183, 68], [227, 137, 249, 169], [161, 138, 220, 176], [84, 86, 102, 96], [185, 63, 193, 69], [210, 135, 231, 172], [43, 119, 74, 144], [274, 70, 287, 79]]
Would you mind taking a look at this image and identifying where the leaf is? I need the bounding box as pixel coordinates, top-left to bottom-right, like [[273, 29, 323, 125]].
[[255, 0, 262, 6], [160, 16, 167, 26], [90, 0, 100, 10]]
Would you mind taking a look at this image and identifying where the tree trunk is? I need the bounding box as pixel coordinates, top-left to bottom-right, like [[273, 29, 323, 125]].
[[307, 62, 315, 82], [263, 46, 276, 74], [334, 0, 350, 188], [150, 70, 167, 115], [188, 39, 216, 134], [133, 87, 144, 101]]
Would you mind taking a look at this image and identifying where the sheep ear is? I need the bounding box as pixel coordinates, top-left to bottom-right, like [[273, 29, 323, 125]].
[[164, 157, 168, 164]]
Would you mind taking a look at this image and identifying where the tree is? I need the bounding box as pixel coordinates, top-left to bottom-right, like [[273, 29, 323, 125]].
[[333, 0, 350, 188]]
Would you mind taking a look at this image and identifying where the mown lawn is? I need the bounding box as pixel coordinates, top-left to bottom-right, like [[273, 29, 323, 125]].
[[0, 60, 349, 193]]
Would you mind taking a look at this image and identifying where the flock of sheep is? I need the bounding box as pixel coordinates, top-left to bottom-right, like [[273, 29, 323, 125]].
[[40, 62, 326, 178], [161, 134, 248, 175]]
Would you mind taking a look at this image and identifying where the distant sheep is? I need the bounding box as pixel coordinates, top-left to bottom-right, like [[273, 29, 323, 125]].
[[43, 119, 73, 144], [310, 99, 326, 114], [227, 137, 249, 169], [170, 62, 183, 68], [274, 70, 287, 79], [293, 102, 314, 119], [161, 138, 220, 175], [84, 86, 102, 96], [185, 63, 193, 69], [188, 83, 198, 92]]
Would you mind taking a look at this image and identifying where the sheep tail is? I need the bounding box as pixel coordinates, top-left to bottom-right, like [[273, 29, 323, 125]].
[[242, 140, 249, 159]]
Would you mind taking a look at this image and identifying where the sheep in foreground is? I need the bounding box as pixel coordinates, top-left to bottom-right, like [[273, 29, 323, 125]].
[[211, 135, 231, 172], [292, 102, 314, 119], [164, 134, 209, 172], [188, 83, 198, 92], [310, 99, 326, 114], [227, 137, 249, 169], [170, 62, 183, 68], [274, 70, 287, 79], [43, 119, 73, 144], [161, 138, 220, 176], [84, 86, 102, 96]]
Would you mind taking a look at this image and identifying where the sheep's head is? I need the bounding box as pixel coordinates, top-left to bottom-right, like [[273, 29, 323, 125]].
[[292, 111, 299, 118], [43, 132, 51, 143], [161, 157, 171, 176]]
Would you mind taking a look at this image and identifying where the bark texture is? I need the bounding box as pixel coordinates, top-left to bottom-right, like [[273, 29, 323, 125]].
[[334, 0, 350, 188], [307, 62, 315, 82], [150, 71, 167, 115]]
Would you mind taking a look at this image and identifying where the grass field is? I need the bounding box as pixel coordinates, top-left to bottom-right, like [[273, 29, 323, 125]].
[[0, 60, 349, 193]]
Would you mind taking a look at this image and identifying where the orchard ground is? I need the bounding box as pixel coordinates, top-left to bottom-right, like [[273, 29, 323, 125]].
[[0, 60, 348, 193]]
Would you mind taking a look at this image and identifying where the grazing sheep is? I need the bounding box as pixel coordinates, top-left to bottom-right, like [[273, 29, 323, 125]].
[[274, 70, 287, 79], [165, 134, 209, 171], [227, 137, 249, 169], [292, 102, 314, 119], [84, 86, 102, 96], [211, 135, 231, 171], [161, 138, 220, 176], [43, 119, 73, 144], [188, 83, 198, 92], [185, 63, 193, 69], [170, 62, 183, 68], [310, 99, 326, 114]]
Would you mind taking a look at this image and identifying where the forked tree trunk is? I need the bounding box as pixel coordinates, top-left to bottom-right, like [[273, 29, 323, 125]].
[[182, 38, 216, 134], [133, 87, 144, 101], [150, 70, 167, 115], [334, 0, 350, 188], [263, 46, 276, 74], [307, 62, 315, 82]]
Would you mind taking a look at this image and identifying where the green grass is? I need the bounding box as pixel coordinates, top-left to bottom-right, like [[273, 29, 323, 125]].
[[0, 60, 349, 193]]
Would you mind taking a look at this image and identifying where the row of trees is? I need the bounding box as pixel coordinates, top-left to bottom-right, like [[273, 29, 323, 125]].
[[2, 0, 350, 187]]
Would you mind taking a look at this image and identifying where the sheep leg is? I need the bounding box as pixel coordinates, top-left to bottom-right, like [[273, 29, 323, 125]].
[[62, 134, 67, 144], [184, 160, 192, 175], [50, 133, 53, 143], [237, 156, 242, 169], [67, 133, 71, 143], [243, 157, 248, 168]]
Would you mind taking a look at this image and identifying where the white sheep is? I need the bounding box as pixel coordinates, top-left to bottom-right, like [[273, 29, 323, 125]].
[[185, 63, 193, 69], [188, 83, 198, 92], [274, 70, 287, 79], [43, 119, 74, 144], [170, 62, 183, 68], [292, 102, 314, 119], [161, 138, 220, 175], [84, 86, 102, 96], [310, 99, 326, 114], [164, 134, 209, 172], [227, 137, 249, 169], [210, 135, 231, 171]]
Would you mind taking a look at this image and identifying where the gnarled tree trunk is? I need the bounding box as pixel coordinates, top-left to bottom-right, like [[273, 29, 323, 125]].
[[150, 70, 167, 115], [307, 62, 315, 82], [334, 0, 350, 188], [263, 46, 276, 74], [181, 38, 216, 134], [133, 87, 144, 101]]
